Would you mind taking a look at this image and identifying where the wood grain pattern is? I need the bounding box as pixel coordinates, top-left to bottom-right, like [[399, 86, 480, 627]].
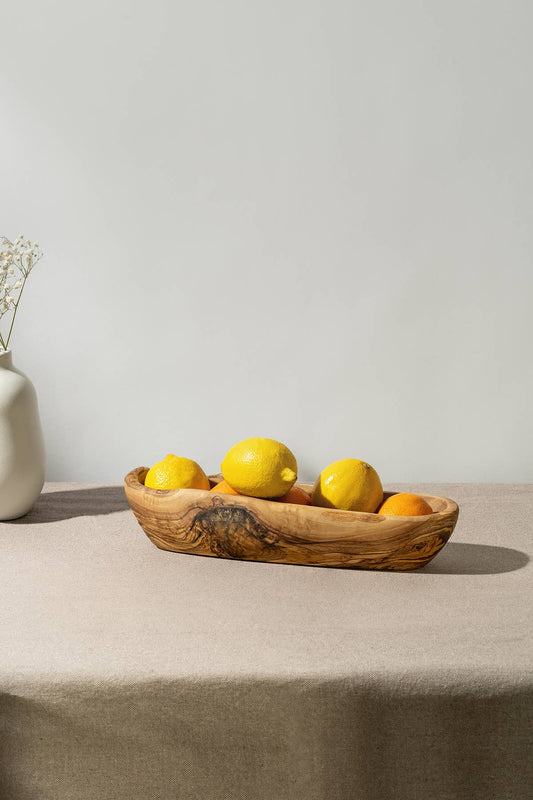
[[124, 468, 459, 570]]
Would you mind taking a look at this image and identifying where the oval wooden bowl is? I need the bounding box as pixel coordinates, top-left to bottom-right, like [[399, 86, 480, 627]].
[[124, 467, 459, 571]]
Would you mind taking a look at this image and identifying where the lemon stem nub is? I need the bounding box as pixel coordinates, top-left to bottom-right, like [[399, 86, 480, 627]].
[[281, 468, 297, 484]]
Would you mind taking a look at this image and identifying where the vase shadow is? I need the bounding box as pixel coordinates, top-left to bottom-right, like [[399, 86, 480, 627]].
[[418, 542, 529, 575], [5, 487, 129, 523]]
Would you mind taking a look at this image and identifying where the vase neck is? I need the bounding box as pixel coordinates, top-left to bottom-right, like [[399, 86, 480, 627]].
[[0, 350, 13, 370]]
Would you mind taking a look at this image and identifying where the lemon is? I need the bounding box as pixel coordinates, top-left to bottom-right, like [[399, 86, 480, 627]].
[[144, 454, 210, 491], [312, 458, 383, 512], [221, 437, 297, 498]]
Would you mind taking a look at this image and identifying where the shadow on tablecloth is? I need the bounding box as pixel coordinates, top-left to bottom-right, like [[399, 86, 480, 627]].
[[5, 487, 129, 524], [419, 541, 529, 575], [5, 489, 529, 576]]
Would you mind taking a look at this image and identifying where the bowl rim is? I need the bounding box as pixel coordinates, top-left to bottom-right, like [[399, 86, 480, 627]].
[[124, 466, 459, 521]]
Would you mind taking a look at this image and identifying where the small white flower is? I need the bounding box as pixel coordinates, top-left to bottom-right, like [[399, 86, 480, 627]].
[[0, 233, 43, 342]]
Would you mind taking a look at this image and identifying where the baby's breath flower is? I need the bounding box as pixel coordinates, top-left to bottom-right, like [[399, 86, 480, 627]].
[[0, 234, 44, 348]]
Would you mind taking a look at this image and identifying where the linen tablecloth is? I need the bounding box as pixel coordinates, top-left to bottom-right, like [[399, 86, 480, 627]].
[[1, 483, 532, 800]]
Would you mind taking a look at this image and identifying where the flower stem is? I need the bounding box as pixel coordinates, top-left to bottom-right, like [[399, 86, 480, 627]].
[[5, 275, 27, 350]]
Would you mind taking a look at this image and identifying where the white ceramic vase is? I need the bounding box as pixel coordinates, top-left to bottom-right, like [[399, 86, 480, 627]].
[[0, 350, 45, 520]]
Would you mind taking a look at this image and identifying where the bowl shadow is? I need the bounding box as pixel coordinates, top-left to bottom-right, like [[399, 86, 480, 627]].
[[417, 542, 529, 575]]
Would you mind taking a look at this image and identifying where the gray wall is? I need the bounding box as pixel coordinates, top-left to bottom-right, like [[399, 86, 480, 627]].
[[1, 0, 531, 483]]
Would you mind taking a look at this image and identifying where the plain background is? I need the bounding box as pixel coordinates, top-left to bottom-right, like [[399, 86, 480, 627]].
[[0, 0, 531, 483]]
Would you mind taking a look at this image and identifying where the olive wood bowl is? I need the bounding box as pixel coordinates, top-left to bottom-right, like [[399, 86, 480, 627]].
[[124, 467, 459, 570]]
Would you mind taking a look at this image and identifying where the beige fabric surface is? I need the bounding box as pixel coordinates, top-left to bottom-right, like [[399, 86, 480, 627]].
[[1, 483, 532, 800]]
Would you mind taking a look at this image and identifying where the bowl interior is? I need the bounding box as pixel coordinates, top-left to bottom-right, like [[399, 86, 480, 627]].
[[132, 469, 450, 516]]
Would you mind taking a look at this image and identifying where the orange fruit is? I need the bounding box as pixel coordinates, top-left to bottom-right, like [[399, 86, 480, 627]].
[[210, 480, 240, 495], [378, 493, 433, 516], [274, 486, 312, 505]]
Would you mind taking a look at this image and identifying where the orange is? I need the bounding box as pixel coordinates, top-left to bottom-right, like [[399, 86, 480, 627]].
[[378, 493, 433, 516], [274, 486, 312, 505], [210, 480, 240, 495]]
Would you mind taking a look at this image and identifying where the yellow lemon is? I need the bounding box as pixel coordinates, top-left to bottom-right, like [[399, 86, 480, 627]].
[[144, 454, 210, 491], [221, 437, 297, 498], [312, 458, 383, 512]]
